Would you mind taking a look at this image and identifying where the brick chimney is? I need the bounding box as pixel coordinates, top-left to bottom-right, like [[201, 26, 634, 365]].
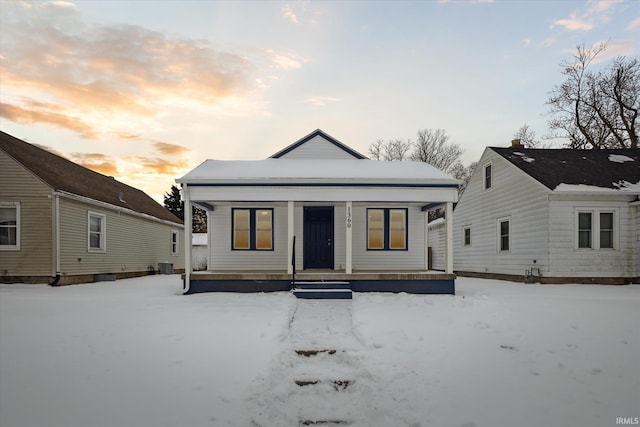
[[511, 138, 524, 149]]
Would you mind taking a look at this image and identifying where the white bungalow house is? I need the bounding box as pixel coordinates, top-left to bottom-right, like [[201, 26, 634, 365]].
[[177, 129, 460, 295], [439, 142, 639, 284]]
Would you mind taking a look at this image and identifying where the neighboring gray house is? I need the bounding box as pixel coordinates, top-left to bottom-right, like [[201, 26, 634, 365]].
[[0, 131, 185, 285], [442, 143, 639, 284], [177, 129, 460, 295]]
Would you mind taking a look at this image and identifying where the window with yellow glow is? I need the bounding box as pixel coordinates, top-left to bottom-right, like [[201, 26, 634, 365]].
[[389, 209, 406, 249], [255, 210, 273, 250], [367, 208, 407, 250], [232, 208, 273, 250], [233, 210, 250, 249], [367, 209, 384, 249]]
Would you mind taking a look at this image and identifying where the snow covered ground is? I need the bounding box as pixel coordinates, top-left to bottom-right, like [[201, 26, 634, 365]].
[[1, 276, 638, 427]]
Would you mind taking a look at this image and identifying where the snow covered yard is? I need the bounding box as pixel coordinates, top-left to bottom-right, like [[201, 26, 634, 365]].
[[1, 276, 638, 427]]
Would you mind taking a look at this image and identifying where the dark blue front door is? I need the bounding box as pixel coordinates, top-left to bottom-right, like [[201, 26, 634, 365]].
[[303, 207, 334, 269]]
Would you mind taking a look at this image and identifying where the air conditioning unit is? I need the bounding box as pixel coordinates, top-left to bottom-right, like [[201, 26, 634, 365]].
[[158, 262, 174, 275]]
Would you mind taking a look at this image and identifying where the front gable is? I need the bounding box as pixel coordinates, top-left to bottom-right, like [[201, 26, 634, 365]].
[[269, 129, 367, 159]]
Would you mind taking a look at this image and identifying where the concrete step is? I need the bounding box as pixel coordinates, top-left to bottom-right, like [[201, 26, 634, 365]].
[[293, 288, 352, 300], [293, 281, 350, 290]]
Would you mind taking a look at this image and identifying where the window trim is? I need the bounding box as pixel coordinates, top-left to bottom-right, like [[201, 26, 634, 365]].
[[0, 203, 20, 251], [171, 229, 179, 256], [497, 216, 510, 253], [87, 211, 106, 252], [574, 208, 618, 251], [483, 162, 493, 191], [231, 208, 274, 251], [366, 208, 408, 251], [463, 225, 471, 247]]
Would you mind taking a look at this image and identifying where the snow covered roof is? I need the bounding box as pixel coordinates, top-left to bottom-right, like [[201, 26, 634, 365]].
[[178, 158, 459, 186], [491, 147, 640, 192]]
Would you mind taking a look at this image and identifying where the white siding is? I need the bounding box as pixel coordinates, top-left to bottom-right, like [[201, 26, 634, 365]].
[[548, 198, 636, 278], [209, 204, 289, 271], [352, 204, 426, 270], [207, 202, 427, 271], [427, 221, 446, 271], [277, 135, 360, 159], [453, 148, 551, 277]]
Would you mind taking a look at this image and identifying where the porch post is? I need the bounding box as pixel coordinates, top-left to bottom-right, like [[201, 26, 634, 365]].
[[445, 201, 453, 274], [345, 201, 353, 274], [183, 184, 192, 292], [287, 201, 294, 274]]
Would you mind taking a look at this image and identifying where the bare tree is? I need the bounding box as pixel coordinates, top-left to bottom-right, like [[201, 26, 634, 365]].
[[513, 124, 539, 148], [410, 128, 464, 174], [546, 42, 639, 149], [368, 138, 412, 160]]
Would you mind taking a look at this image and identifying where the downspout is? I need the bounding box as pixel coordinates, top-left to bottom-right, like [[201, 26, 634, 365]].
[[182, 184, 192, 294], [49, 193, 61, 286]]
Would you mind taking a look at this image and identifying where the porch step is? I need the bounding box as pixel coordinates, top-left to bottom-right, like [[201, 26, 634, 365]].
[[292, 281, 352, 299], [294, 281, 351, 289]]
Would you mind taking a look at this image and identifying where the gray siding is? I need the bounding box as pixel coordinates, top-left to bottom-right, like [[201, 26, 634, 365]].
[[278, 135, 360, 159], [59, 197, 184, 276], [548, 198, 636, 278], [0, 150, 53, 277], [453, 148, 551, 276]]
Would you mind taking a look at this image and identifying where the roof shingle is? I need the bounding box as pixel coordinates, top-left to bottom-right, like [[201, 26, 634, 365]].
[[491, 147, 640, 191], [0, 131, 182, 224]]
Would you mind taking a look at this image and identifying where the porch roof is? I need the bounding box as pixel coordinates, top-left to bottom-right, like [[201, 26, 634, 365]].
[[177, 158, 460, 186]]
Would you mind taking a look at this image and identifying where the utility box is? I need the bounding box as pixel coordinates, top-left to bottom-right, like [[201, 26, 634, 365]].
[[158, 262, 174, 275]]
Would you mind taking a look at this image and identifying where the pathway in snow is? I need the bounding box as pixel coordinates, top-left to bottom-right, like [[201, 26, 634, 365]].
[[249, 298, 381, 426]]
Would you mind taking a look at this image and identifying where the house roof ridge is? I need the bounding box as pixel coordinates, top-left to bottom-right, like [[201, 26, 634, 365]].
[[0, 130, 182, 224]]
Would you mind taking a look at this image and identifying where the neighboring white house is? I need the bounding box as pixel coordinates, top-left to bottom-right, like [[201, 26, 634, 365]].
[[441, 143, 639, 284], [177, 129, 460, 294]]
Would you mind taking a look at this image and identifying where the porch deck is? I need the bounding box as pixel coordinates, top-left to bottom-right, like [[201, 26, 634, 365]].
[[184, 270, 456, 295]]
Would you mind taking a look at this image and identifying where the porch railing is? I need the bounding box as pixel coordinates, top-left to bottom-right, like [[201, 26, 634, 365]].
[[291, 235, 296, 290]]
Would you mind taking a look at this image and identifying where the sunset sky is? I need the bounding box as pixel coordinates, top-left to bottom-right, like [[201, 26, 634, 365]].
[[1, 0, 638, 202]]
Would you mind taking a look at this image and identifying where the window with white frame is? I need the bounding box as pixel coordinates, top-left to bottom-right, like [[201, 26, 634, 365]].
[[483, 162, 492, 190], [171, 230, 179, 256], [88, 212, 106, 252], [0, 204, 20, 250], [576, 209, 617, 250], [497, 217, 510, 252], [463, 226, 471, 246]]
